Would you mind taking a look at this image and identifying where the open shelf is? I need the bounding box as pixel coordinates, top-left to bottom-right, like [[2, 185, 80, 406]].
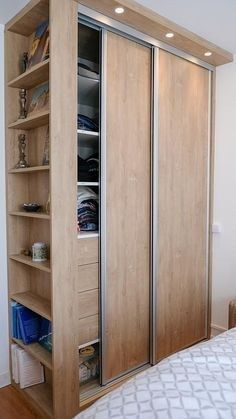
[[8, 59, 49, 89], [24, 382, 53, 418], [9, 211, 50, 220], [10, 254, 51, 273], [8, 110, 49, 130], [78, 74, 99, 105], [79, 339, 99, 350], [6, 0, 49, 36], [12, 337, 52, 370], [9, 165, 50, 174], [77, 182, 99, 187], [11, 291, 51, 320]]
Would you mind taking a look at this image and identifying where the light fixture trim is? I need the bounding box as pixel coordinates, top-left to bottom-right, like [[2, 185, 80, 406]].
[[115, 6, 125, 14], [204, 51, 212, 57], [165, 32, 174, 38]]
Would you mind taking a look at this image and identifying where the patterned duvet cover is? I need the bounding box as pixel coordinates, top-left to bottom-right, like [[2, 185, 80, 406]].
[[76, 328, 236, 419]]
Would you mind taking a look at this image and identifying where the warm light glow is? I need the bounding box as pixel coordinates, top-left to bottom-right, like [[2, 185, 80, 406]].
[[115, 7, 125, 14], [204, 51, 212, 57], [165, 32, 174, 38]]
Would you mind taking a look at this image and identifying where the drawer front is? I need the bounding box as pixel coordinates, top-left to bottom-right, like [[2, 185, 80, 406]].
[[77, 263, 99, 293], [77, 237, 99, 266], [78, 315, 99, 346], [78, 289, 99, 319]]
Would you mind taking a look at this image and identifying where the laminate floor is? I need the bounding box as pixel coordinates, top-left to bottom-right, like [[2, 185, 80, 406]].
[[0, 386, 41, 419]]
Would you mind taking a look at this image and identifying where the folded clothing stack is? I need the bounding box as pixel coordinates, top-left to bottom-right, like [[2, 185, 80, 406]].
[[78, 114, 98, 132], [77, 187, 98, 232], [78, 57, 99, 80], [78, 153, 99, 182]]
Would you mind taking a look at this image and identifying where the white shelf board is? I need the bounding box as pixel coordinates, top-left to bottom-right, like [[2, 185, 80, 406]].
[[77, 182, 99, 186], [77, 130, 99, 146], [79, 339, 99, 350], [77, 232, 99, 239]]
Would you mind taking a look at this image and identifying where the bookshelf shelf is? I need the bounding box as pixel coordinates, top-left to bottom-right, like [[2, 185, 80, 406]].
[[9, 211, 50, 220], [8, 110, 49, 130], [6, 0, 49, 36], [11, 291, 51, 321], [8, 59, 49, 89], [9, 165, 50, 174], [10, 254, 51, 273], [12, 337, 52, 370]]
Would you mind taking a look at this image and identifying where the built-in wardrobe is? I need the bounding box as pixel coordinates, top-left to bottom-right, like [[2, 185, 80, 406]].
[[5, 0, 231, 418], [77, 8, 211, 396]]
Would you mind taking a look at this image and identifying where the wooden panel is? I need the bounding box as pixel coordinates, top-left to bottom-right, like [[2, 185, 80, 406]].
[[50, 0, 79, 418], [156, 50, 210, 361], [77, 263, 99, 293], [77, 238, 98, 266], [8, 110, 49, 130], [8, 59, 49, 89], [78, 0, 233, 66], [6, 0, 49, 36], [78, 315, 99, 347], [78, 289, 99, 319], [104, 32, 151, 382]]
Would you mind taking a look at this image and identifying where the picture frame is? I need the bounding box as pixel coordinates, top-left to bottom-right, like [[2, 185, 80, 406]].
[[27, 20, 49, 69], [27, 82, 49, 115]]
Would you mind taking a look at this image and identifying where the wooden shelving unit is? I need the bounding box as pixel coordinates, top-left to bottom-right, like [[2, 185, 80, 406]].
[[5, 0, 79, 418], [10, 254, 51, 272], [12, 337, 52, 370], [11, 291, 51, 320]]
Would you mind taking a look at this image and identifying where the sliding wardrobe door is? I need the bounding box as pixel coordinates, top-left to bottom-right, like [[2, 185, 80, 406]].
[[101, 32, 151, 384], [155, 50, 211, 361]]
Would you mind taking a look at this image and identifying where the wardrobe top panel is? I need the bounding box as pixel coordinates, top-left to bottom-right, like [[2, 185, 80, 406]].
[[78, 0, 233, 67]]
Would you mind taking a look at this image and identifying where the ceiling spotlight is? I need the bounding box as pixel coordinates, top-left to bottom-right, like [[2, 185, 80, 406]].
[[204, 51, 212, 57], [165, 32, 174, 38], [115, 7, 125, 14]]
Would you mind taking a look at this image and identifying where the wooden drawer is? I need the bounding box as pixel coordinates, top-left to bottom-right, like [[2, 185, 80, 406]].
[[77, 237, 99, 266], [77, 263, 99, 293], [78, 289, 99, 319], [78, 314, 99, 346]]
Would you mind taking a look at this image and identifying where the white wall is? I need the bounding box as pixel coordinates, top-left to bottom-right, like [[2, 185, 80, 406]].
[[0, 23, 10, 387], [211, 57, 236, 335]]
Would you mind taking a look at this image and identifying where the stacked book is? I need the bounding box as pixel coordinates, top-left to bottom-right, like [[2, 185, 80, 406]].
[[11, 344, 44, 389]]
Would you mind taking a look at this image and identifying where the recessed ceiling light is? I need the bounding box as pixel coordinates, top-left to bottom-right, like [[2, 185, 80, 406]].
[[115, 7, 125, 14], [204, 51, 212, 57], [165, 32, 174, 38]]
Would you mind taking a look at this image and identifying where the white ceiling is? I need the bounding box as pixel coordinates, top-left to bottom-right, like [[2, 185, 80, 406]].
[[0, 0, 236, 53]]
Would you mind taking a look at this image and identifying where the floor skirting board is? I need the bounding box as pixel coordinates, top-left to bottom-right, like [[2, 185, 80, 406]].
[[0, 371, 10, 388], [211, 323, 227, 338]]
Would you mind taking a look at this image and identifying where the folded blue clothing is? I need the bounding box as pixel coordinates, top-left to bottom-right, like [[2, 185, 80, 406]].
[[78, 114, 98, 131]]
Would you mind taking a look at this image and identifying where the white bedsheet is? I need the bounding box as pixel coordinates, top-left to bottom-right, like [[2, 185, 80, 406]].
[[76, 328, 236, 419]]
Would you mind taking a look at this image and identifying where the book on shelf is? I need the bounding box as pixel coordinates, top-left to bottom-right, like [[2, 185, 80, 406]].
[[11, 344, 44, 389], [17, 306, 41, 345], [11, 301, 52, 351]]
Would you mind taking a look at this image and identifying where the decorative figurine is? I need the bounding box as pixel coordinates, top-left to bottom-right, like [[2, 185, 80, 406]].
[[42, 126, 50, 165], [19, 88, 27, 119], [45, 194, 50, 215], [21, 52, 28, 73], [15, 134, 29, 169]]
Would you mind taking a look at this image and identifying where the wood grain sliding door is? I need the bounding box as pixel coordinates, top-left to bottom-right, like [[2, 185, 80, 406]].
[[102, 32, 151, 383], [155, 50, 211, 361]]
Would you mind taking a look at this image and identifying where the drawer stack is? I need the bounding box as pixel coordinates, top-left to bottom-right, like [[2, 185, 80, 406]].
[[77, 238, 99, 347]]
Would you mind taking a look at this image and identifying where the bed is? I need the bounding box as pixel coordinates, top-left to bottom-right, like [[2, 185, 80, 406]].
[[76, 328, 236, 418]]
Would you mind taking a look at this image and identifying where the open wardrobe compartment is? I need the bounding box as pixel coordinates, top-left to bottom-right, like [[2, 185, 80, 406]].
[[5, 0, 231, 418]]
